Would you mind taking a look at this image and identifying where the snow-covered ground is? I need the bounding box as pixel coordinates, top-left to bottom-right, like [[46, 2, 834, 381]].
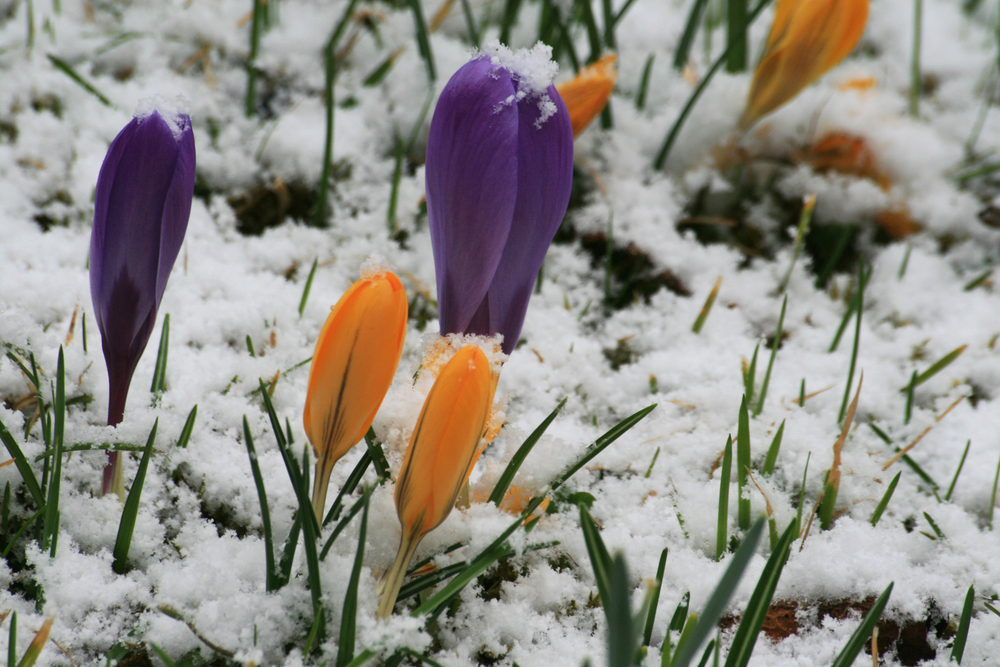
[[2, 0, 1000, 665]]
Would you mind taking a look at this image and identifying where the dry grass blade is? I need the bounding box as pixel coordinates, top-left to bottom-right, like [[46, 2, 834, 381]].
[[820, 372, 862, 530], [882, 394, 965, 471]]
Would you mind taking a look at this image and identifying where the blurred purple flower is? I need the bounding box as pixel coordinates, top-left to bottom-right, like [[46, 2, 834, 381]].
[[90, 109, 195, 495], [427, 47, 574, 355]]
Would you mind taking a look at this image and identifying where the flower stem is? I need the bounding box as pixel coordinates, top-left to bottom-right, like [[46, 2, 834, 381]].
[[377, 530, 422, 619]]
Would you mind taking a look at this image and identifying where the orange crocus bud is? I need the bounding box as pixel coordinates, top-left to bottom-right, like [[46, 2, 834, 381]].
[[556, 54, 618, 138], [303, 266, 408, 520], [739, 0, 869, 130], [376, 344, 493, 619]]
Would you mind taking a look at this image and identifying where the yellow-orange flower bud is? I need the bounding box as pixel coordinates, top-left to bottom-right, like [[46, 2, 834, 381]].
[[556, 54, 618, 138], [377, 344, 493, 619], [303, 268, 408, 520], [739, 0, 869, 130]]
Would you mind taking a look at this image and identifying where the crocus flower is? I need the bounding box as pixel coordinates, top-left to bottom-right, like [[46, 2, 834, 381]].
[[739, 0, 869, 130], [90, 108, 195, 497], [303, 267, 408, 519], [556, 54, 618, 138], [427, 42, 574, 355], [376, 344, 493, 619]]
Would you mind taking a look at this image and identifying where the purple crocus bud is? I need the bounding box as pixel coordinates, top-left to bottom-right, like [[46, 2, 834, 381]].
[[90, 106, 195, 496], [426, 42, 574, 355]]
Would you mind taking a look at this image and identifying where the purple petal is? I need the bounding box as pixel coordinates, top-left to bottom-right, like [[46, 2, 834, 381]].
[[427, 58, 519, 335], [155, 114, 195, 305], [481, 84, 574, 353]]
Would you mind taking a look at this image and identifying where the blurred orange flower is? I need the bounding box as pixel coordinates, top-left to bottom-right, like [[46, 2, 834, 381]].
[[556, 54, 618, 138], [303, 268, 408, 520], [740, 0, 869, 130], [377, 344, 493, 619]]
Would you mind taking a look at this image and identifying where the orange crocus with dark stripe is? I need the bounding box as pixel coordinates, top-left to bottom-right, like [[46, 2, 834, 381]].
[[739, 0, 869, 130], [303, 269, 407, 520], [556, 54, 618, 138], [377, 344, 493, 619]]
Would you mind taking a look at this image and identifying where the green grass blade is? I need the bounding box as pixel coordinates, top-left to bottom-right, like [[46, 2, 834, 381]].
[[7, 611, 14, 667], [460, 0, 479, 47], [761, 420, 784, 477], [243, 416, 276, 591], [1, 417, 45, 508], [672, 520, 765, 667], [387, 138, 404, 234], [717, 436, 733, 561], [829, 583, 894, 667], [754, 297, 786, 416], [950, 585, 974, 664], [335, 491, 369, 667], [499, 0, 523, 44], [607, 554, 637, 667], [723, 519, 798, 667], [653, 0, 775, 170], [42, 347, 65, 556], [636, 54, 655, 111], [963, 269, 992, 291], [815, 225, 855, 290], [323, 450, 372, 527], [743, 346, 758, 407], [601, 0, 617, 50], [725, 0, 748, 73], [674, 0, 709, 69], [837, 263, 865, 425], [580, 504, 613, 611], [149, 314, 169, 394], [246, 335, 256, 357], [147, 644, 177, 667], [829, 264, 870, 353], [364, 427, 390, 480], [646, 447, 661, 478], [736, 397, 751, 530], [298, 259, 318, 318], [320, 485, 372, 560], [898, 245, 911, 279], [910, 345, 967, 390], [176, 405, 198, 449], [1, 507, 45, 559], [777, 195, 816, 294], [869, 472, 901, 527], [642, 548, 669, 648], [113, 419, 158, 574], [341, 650, 375, 667], [489, 398, 567, 505], [869, 424, 940, 490], [904, 370, 917, 424], [46, 55, 112, 106], [945, 440, 971, 502], [924, 511, 945, 539], [246, 0, 265, 116], [692, 276, 722, 334], [409, 0, 436, 81], [552, 404, 656, 489], [990, 450, 1000, 530], [576, 0, 602, 64], [276, 513, 301, 588], [909, 0, 922, 118]]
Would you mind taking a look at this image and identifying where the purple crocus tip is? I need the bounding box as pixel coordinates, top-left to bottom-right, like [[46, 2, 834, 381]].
[[90, 107, 195, 494], [427, 41, 574, 355]]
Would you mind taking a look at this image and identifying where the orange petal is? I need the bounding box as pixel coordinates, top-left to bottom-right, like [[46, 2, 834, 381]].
[[394, 344, 493, 540], [303, 270, 408, 517], [556, 54, 618, 138], [740, 0, 869, 129]]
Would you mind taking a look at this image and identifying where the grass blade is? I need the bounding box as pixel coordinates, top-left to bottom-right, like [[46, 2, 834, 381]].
[[636, 54, 655, 111], [725, 0, 748, 73], [909, 345, 967, 390], [674, 0, 709, 69], [909, 0, 922, 118], [829, 264, 870, 353], [945, 440, 971, 502], [642, 547, 669, 648], [489, 398, 567, 505], [113, 419, 158, 574], [320, 486, 371, 560], [243, 416, 276, 591], [15, 617, 52, 667], [673, 520, 765, 667], [551, 404, 656, 489], [736, 396, 751, 530], [7, 611, 14, 667], [46, 55, 112, 106], [42, 347, 65, 556], [717, 436, 733, 561], [951, 584, 974, 664], [815, 225, 855, 290], [246, 0, 265, 116], [409, 0, 436, 81], [364, 427, 390, 480], [298, 259, 318, 318], [607, 554, 638, 667], [323, 450, 372, 527], [150, 314, 170, 395], [777, 195, 816, 294], [869, 472, 901, 527], [276, 513, 301, 588], [387, 138, 404, 234], [989, 450, 1000, 530], [692, 276, 722, 334], [723, 519, 797, 667], [335, 490, 369, 667], [904, 370, 917, 424], [822, 374, 863, 530], [829, 583, 894, 667], [176, 405, 198, 449], [743, 346, 758, 407], [1, 418, 45, 508], [1, 507, 45, 559], [580, 504, 613, 611], [754, 297, 786, 416], [460, 0, 479, 47], [761, 420, 784, 477], [837, 263, 865, 424]]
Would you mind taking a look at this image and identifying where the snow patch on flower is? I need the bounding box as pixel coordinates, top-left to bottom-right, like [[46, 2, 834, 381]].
[[480, 40, 559, 126], [359, 253, 395, 280], [134, 95, 191, 140]]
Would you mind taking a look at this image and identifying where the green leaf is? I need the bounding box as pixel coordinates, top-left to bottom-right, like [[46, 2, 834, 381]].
[[323, 450, 373, 527], [489, 398, 566, 505], [243, 416, 276, 591], [1, 415, 45, 508], [150, 314, 170, 394], [671, 520, 764, 667], [950, 585, 974, 664], [607, 554, 638, 667], [364, 427, 390, 480], [552, 404, 656, 489], [674, 0, 709, 69], [761, 420, 784, 477], [754, 297, 786, 417], [320, 486, 372, 560], [42, 348, 65, 556], [580, 504, 613, 611], [113, 419, 158, 574], [298, 259, 318, 318], [945, 440, 971, 502], [176, 405, 198, 448], [717, 436, 733, 561], [829, 583, 893, 667], [336, 490, 370, 667], [46, 55, 112, 106], [869, 472, 901, 527], [736, 396, 751, 530], [642, 548, 669, 648]]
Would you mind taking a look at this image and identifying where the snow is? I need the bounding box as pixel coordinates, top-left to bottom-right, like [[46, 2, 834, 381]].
[[1, 0, 1000, 666]]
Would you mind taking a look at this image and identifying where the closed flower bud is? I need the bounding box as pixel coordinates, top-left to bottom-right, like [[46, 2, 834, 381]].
[[427, 41, 574, 355], [739, 0, 869, 130], [556, 54, 618, 138], [376, 344, 493, 619], [303, 267, 408, 520], [89, 107, 195, 497]]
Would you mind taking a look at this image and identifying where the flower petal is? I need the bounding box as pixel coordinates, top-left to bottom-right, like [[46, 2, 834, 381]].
[[155, 113, 196, 305], [427, 58, 519, 335]]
